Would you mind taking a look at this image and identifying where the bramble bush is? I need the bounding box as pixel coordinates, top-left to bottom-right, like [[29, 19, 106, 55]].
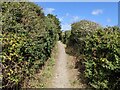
[[1, 2, 61, 88], [66, 20, 120, 89]]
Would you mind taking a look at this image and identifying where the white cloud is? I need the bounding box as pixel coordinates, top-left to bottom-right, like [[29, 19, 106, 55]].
[[91, 9, 103, 15], [44, 8, 55, 14], [61, 24, 71, 31], [107, 18, 111, 23], [72, 16, 80, 22], [59, 17, 64, 21]]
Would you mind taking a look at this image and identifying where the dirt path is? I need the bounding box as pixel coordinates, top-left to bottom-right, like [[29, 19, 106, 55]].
[[51, 41, 71, 88], [23, 41, 88, 88]]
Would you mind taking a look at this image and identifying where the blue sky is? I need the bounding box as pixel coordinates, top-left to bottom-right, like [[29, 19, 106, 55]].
[[34, 2, 118, 30]]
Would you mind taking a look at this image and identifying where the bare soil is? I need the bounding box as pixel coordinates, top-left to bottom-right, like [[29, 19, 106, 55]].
[[50, 41, 71, 88], [49, 41, 88, 88], [23, 41, 88, 88]]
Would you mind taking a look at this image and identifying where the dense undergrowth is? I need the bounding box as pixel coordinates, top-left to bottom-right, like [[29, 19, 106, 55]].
[[1, 2, 120, 90], [61, 30, 71, 44], [1, 2, 61, 89], [65, 20, 120, 89]]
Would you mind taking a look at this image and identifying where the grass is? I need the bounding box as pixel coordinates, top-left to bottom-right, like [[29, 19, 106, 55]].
[[38, 43, 58, 88], [39, 57, 55, 88]]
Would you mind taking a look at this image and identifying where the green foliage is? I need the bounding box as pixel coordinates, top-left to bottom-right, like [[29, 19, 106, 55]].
[[61, 30, 71, 44], [66, 20, 120, 89], [66, 20, 101, 56], [84, 28, 120, 89], [47, 14, 62, 40], [1, 2, 61, 88]]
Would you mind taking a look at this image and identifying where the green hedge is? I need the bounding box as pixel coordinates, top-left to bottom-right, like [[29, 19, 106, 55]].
[[66, 20, 120, 89], [1, 2, 61, 88], [61, 30, 71, 44]]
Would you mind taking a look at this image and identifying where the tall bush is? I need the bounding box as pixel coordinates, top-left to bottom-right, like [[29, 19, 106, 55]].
[[66, 20, 120, 89], [61, 30, 71, 44], [66, 20, 101, 56], [1, 2, 61, 88]]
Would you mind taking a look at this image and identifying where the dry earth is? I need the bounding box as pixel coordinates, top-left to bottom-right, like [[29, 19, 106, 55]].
[[23, 41, 88, 88], [50, 41, 71, 88], [50, 41, 87, 88]]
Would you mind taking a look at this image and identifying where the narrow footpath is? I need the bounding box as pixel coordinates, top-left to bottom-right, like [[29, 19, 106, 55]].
[[51, 41, 71, 88], [23, 41, 88, 88]]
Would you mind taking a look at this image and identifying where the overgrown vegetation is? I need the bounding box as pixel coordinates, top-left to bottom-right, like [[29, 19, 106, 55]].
[[1, 2, 120, 90], [1, 2, 61, 89], [23, 42, 57, 88], [66, 20, 120, 89], [61, 30, 71, 44]]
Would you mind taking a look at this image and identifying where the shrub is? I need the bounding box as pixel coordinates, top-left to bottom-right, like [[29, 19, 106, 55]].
[[84, 27, 120, 89], [61, 30, 71, 44], [66, 20, 101, 56], [1, 2, 61, 88], [66, 20, 120, 89]]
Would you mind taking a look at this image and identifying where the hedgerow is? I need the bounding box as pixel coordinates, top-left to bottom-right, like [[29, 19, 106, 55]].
[[1, 2, 61, 88], [66, 20, 120, 89], [61, 30, 71, 44]]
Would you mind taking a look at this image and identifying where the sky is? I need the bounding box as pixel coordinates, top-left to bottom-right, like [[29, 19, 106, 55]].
[[31, 0, 120, 2], [34, 2, 118, 31], [118, 2, 120, 27]]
